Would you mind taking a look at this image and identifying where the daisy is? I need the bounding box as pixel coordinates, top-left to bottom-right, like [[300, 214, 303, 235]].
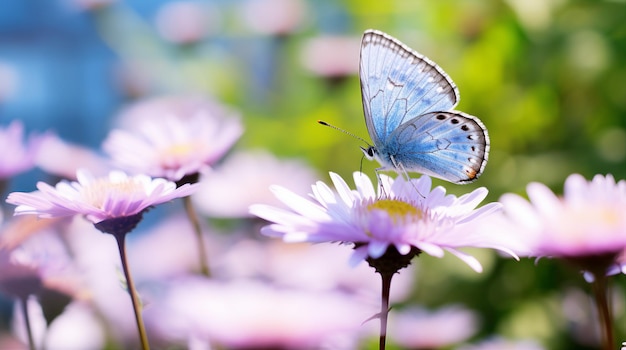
[[499, 174, 626, 274], [6, 169, 197, 350], [6, 169, 197, 225], [103, 95, 243, 183], [250, 171, 515, 272]]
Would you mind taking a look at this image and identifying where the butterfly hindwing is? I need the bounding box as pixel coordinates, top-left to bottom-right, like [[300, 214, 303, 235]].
[[382, 111, 489, 183], [360, 30, 459, 146]]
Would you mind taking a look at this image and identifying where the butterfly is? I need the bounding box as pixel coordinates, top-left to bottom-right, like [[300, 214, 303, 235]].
[[358, 29, 489, 184]]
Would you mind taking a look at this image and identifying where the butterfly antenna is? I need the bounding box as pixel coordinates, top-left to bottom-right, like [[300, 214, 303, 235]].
[[317, 120, 372, 147]]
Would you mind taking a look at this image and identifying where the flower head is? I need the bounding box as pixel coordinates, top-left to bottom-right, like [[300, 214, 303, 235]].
[[103, 96, 243, 182], [250, 172, 514, 272], [6, 169, 197, 224], [498, 174, 626, 275]]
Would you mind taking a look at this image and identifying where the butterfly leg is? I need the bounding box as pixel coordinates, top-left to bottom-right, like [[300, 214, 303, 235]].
[[374, 168, 389, 197], [390, 155, 426, 198]]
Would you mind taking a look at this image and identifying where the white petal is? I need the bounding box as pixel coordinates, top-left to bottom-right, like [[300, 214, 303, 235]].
[[329, 172, 356, 207], [445, 248, 483, 272]]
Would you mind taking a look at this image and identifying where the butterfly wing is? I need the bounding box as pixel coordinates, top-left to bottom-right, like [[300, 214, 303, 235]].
[[360, 29, 459, 147], [381, 111, 489, 183]]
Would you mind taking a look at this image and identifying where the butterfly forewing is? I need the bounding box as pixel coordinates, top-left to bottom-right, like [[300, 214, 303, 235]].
[[360, 30, 459, 145]]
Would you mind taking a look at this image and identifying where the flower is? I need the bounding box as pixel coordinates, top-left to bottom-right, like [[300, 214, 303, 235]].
[[0, 120, 46, 179], [300, 35, 361, 78], [388, 305, 479, 349], [0, 217, 83, 300], [191, 150, 318, 218], [155, 1, 219, 45], [239, 0, 306, 36], [6, 169, 197, 224], [144, 278, 372, 349], [250, 172, 515, 272], [498, 173, 626, 275], [103, 95, 243, 182]]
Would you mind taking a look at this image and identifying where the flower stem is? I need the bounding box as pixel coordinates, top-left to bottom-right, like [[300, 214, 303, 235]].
[[20, 297, 35, 350], [113, 232, 150, 350], [378, 271, 393, 350], [183, 196, 211, 277], [591, 274, 614, 350]]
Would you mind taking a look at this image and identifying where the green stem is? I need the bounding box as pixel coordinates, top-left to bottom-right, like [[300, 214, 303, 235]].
[[182, 196, 210, 277], [591, 274, 614, 350], [113, 233, 150, 350], [378, 271, 393, 350], [20, 296, 36, 350]]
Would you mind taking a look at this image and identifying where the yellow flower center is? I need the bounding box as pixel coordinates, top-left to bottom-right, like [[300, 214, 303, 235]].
[[159, 142, 202, 168], [164, 143, 196, 157], [81, 178, 145, 208], [367, 199, 423, 223]]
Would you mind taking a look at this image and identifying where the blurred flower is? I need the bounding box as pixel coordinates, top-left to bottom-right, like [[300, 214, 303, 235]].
[[388, 305, 479, 349], [6, 169, 196, 224], [457, 337, 546, 350], [251, 172, 514, 272], [192, 150, 317, 218], [44, 301, 105, 350], [35, 133, 110, 180], [145, 278, 373, 349], [0, 247, 44, 300], [217, 239, 415, 303], [300, 35, 360, 78], [128, 213, 217, 280], [0, 219, 81, 300], [0, 120, 46, 180], [498, 173, 626, 276], [239, 0, 306, 36], [155, 1, 219, 45], [103, 95, 243, 183]]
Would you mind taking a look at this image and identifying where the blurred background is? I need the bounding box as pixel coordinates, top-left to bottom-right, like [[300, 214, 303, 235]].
[[0, 0, 625, 349]]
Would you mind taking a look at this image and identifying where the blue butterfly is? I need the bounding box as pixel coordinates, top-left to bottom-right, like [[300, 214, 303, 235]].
[[359, 29, 489, 184]]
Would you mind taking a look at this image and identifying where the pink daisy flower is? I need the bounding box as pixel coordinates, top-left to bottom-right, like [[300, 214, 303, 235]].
[[250, 171, 517, 272], [103, 96, 243, 183], [6, 169, 197, 225], [499, 173, 626, 270]]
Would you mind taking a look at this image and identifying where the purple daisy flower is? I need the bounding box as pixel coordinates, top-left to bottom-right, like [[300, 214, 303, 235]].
[[6, 169, 197, 224], [250, 171, 517, 272], [102, 96, 243, 183], [499, 173, 626, 267]]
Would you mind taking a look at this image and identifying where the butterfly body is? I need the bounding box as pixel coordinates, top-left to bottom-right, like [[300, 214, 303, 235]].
[[359, 29, 489, 184]]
